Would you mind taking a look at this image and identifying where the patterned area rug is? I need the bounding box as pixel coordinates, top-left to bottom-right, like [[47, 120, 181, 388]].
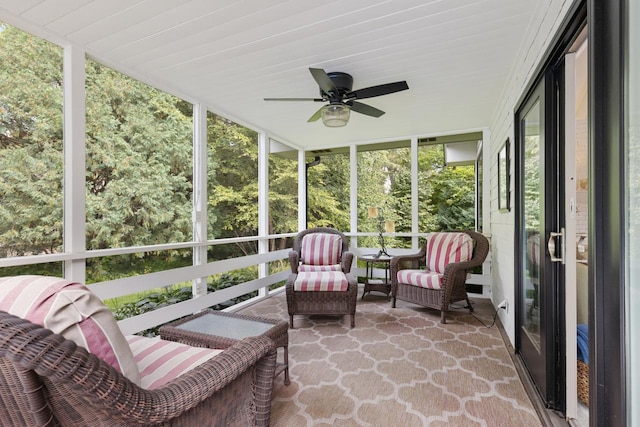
[[239, 289, 542, 427]]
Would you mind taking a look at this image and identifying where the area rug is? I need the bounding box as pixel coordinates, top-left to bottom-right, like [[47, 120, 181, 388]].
[[239, 289, 542, 427]]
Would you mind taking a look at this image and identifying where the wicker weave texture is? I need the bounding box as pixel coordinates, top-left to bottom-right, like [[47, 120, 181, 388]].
[[0, 310, 277, 426], [577, 360, 589, 405], [390, 230, 489, 323]]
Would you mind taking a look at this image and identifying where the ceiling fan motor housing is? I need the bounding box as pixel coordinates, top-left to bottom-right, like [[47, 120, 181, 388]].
[[322, 72, 353, 98]]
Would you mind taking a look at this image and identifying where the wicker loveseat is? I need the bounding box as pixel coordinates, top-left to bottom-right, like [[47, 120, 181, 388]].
[[0, 276, 276, 427], [390, 230, 489, 323], [285, 227, 358, 328]]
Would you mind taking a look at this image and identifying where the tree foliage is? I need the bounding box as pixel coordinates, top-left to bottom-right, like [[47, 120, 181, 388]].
[[307, 144, 476, 249], [85, 59, 194, 250], [268, 153, 298, 238], [308, 153, 350, 230], [206, 113, 260, 258], [0, 24, 64, 257]]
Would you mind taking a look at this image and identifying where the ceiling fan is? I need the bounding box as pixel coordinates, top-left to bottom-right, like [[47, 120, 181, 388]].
[[264, 68, 409, 127]]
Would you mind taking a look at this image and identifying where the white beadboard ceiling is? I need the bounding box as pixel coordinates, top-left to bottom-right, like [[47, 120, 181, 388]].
[[0, 0, 538, 150]]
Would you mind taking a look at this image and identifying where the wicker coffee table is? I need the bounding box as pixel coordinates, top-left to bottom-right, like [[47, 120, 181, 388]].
[[159, 310, 290, 385]]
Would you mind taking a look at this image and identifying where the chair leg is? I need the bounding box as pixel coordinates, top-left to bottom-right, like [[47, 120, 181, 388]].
[[350, 314, 355, 328], [440, 311, 447, 324], [391, 297, 397, 308], [466, 296, 474, 312], [289, 315, 294, 329]]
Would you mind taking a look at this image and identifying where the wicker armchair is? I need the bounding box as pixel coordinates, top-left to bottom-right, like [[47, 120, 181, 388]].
[[0, 274, 277, 427], [285, 227, 358, 328], [0, 310, 276, 427], [390, 230, 489, 323]]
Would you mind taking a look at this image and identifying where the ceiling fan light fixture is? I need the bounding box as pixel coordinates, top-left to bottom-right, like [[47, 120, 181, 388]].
[[321, 104, 350, 127]]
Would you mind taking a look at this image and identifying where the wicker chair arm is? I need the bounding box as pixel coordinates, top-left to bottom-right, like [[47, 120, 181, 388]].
[[288, 250, 300, 274], [341, 251, 354, 273], [439, 231, 489, 309], [0, 311, 276, 426], [152, 334, 276, 413]]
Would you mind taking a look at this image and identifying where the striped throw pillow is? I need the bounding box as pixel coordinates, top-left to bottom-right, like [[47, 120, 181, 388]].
[[300, 233, 342, 266], [294, 271, 349, 291], [0, 275, 141, 386], [127, 335, 222, 389], [425, 233, 473, 274]]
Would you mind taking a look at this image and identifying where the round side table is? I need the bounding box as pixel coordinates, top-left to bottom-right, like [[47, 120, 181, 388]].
[[360, 254, 392, 299]]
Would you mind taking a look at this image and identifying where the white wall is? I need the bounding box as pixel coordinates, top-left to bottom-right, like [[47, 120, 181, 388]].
[[488, 0, 576, 345]]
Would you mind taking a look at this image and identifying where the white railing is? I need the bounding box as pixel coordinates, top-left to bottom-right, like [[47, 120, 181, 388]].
[[1, 232, 492, 334]]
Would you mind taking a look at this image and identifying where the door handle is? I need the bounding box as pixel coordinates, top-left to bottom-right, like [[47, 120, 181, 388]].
[[547, 228, 565, 264]]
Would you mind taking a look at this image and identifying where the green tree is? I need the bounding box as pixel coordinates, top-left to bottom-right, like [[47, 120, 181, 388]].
[[269, 153, 298, 241], [391, 144, 476, 233], [0, 24, 64, 258], [207, 113, 259, 258], [306, 153, 350, 230], [85, 59, 194, 250], [422, 146, 475, 231]]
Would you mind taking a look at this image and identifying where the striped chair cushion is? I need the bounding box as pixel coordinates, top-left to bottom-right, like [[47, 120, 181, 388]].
[[397, 269, 443, 290], [425, 232, 473, 274], [300, 233, 343, 266], [298, 264, 342, 272], [294, 271, 349, 292], [0, 275, 141, 385], [127, 335, 222, 389]]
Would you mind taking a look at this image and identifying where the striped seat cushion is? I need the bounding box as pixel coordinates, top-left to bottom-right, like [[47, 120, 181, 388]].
[[127, 335, 222, 389], [426, 232, 473, 274], [0, 275, 141, 385], [294, 271, 349, 292], [300, 233, 342, 266], [298, 263, 342, 272], [397, 269, 443, 290]]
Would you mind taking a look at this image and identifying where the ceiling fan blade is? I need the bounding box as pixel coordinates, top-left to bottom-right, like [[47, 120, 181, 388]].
[[347, 81, 409, 100], [307, 106, 324, 122], [348, 101, 385, 118], [309, 68, 337, 95], [264, 97, 325, 102]]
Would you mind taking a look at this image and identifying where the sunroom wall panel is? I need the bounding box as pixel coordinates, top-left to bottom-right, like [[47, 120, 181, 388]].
[[488, 0, 575, 345]]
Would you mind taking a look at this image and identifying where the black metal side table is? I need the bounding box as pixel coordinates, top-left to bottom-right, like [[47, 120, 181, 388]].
[[360, 254, 392, 299]]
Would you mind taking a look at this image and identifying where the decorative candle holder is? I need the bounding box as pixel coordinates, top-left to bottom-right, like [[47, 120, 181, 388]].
[[368, 206, 395, 257]]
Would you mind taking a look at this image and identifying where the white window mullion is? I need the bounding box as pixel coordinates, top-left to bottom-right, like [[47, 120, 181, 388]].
[[63, 46, 86, 282], [298, 150, 307, 231], [192, 104, 208, 298], [411, 137, 419, 250], [350, 144, 358, 250], [258, 133, 269, 297]]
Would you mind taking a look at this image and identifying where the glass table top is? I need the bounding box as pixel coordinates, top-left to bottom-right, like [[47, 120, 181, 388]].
[[359, 254, 392, 262], [177, 313, 275, 339]]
